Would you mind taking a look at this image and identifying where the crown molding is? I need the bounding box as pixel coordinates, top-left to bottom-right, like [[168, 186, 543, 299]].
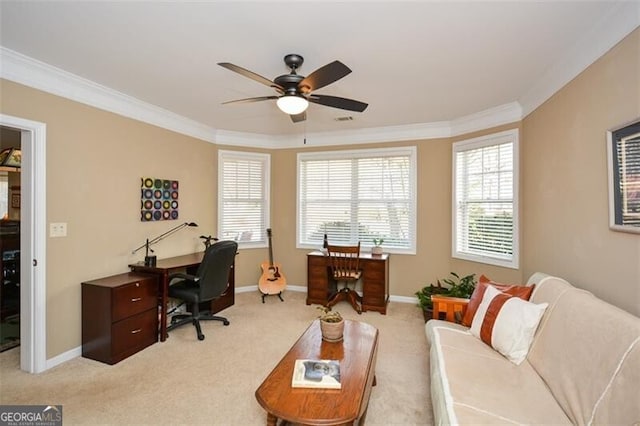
[[301, 121, 452, 147], [450, 102, 522, 136], [0, 45, 520, 148], [519, 1, 640, 118], [0, 47, 218, 143], [4, 6, 637, 152]]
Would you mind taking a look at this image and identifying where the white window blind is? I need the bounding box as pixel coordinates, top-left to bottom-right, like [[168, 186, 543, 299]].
[[453, 130, 519, 268], [298, 147, 416, 253], [218, 150, 270, 247]]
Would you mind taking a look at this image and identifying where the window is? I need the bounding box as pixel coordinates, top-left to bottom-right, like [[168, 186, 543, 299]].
[[453, 129, 519, 268], [298, 146, 416, 253], [218, 150, 270, 247]]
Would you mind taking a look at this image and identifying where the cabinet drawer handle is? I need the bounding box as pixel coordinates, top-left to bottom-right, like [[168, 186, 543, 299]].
[[131, 329, 142, 334], [131, 297, 142, 302]]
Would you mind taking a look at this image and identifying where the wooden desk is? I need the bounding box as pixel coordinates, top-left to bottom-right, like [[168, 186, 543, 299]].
[[255, 319, 378, 425], [129, 252, 235, 341], [307, 251, 389, 314]]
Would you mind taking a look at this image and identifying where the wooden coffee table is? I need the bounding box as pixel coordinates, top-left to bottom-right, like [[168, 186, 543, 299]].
[[255, 319, 379, 426]]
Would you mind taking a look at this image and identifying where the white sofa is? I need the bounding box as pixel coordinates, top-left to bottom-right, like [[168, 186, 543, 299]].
[[425, 273, 640, 425]]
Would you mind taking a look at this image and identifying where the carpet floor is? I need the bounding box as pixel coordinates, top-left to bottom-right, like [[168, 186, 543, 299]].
[[0, 291, 433, 425]]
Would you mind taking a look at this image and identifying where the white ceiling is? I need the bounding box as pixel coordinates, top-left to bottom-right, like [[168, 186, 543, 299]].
[[1, 1, 638, 143]]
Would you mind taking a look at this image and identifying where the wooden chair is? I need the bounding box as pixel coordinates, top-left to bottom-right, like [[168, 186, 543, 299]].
[[326, 243, 363, 314]]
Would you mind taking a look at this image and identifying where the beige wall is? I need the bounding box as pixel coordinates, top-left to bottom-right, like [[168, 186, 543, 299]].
[[271, 129, 524, 299], [0, 27, 637, 359], [1, 80, 220, 357], [522, 28, 640, 316]]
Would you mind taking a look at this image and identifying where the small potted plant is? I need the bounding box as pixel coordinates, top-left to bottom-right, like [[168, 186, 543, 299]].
[[317, 306, 344, 342], [371, 238, 384, 255]]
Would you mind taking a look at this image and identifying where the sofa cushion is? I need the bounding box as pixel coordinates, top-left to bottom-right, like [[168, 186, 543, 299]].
[[470, 285, 548, 364], [527, 276, 640, 425], [429, 326, 572, 424], [461, 275, 535, 326]]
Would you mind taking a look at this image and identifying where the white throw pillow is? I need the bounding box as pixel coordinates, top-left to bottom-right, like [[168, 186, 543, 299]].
[[470, 285, 548, 365]]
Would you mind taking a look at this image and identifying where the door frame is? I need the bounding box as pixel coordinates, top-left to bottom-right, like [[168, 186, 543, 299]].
[[0, 114, 47, 373]]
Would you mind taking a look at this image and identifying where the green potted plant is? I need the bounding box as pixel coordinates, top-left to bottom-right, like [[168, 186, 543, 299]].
[[416, 272, 477, 322], [442, 272, 477, 299], [371, 238, 384, 255], [317, 306, 344, 342], [415, 280, 450, 321]]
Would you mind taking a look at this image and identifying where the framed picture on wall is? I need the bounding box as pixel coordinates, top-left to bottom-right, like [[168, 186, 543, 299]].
[[11, 193, 20, 209], [607, 118, 640, 234]]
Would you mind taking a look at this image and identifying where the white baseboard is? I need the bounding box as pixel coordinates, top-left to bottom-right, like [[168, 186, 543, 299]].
[[389, 294, 419, 305], [237, 284, 307, 294], [46, 345, 81, 370]]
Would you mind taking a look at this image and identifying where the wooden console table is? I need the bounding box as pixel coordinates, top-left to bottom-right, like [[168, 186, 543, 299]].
[[307, 251, 389, 314], [129, 252, 235, 341]]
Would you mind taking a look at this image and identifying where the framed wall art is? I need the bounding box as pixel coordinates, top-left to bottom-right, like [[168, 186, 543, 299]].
[[140, 177, 179, 222], [11, 193, 20, 209], [607, 118, 640, 234]]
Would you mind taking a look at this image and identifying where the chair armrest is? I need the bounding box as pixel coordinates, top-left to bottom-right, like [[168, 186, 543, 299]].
[[168, 272, 199, 284], [430, 295, 469, 324]]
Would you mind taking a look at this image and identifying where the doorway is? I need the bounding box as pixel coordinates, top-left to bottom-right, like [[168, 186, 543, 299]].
[[0, 126, 22, 351], [0, 114, 47, 373]]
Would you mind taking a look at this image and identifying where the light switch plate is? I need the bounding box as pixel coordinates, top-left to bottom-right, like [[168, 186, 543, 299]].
[[50, 222, 67, 237]]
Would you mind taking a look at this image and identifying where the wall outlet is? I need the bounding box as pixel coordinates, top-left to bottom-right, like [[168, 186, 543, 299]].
[[50, 222, 67, 237]]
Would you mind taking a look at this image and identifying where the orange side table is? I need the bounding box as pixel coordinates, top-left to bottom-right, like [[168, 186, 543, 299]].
[[430, 295, 470, 323]]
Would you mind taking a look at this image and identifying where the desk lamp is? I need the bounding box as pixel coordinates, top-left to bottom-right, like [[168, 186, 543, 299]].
[[132, 222, 198, 266], [199, 235, 219, 249]]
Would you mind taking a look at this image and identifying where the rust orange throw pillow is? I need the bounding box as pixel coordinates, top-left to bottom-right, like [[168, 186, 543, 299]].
[[461, 275, 535, 327]]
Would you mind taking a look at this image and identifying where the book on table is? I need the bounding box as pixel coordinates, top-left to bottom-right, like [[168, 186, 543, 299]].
[[291, 359, 341, 389]]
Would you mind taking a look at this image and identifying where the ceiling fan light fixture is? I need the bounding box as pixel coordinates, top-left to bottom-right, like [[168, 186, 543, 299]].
[[277, 95, 309, 115]]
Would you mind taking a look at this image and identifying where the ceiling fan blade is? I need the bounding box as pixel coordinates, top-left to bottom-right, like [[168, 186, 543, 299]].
[[218, 62, 283, 91], [298, 61, 351, 93], [309, 95, 368, 112], [222, 96, 278, 105], [290, 112, 307, 123]]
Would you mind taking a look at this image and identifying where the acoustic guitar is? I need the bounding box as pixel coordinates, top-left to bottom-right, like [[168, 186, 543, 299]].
[[258, 228, 286, 302]]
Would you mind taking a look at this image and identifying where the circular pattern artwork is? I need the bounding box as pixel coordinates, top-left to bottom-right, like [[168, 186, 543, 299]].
[[141, 177, 179, 221]]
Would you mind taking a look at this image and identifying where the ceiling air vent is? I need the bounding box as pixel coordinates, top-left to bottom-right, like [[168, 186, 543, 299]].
[[334, 116, 354, 122]]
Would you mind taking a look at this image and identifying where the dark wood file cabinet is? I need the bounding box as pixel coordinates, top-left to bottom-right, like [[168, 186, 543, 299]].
[[82, 272, 158, 364]]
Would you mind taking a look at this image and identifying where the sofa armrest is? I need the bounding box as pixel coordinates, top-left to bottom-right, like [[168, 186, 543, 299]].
[[431, 295, 469, 323]]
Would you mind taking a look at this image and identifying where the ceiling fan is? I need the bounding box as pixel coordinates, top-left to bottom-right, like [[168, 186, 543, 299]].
[[218, 54, 368, 123]]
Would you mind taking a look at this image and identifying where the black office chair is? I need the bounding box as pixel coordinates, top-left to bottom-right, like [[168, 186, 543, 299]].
[[167, 240, 238, 340]]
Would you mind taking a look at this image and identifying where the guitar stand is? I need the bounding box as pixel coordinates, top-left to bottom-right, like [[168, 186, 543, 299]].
[[261, 291, 284, 303]]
